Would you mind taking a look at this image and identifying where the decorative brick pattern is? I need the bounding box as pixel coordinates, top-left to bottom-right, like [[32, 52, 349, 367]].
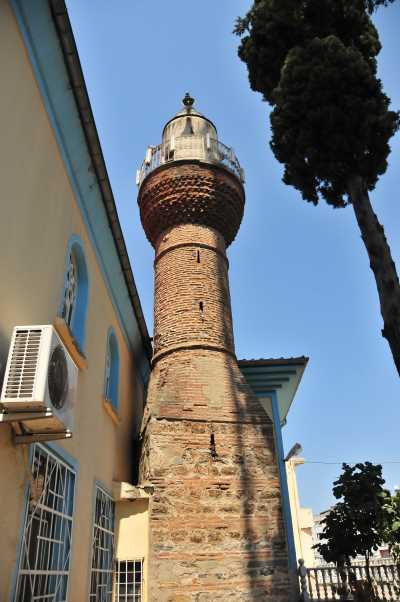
[[138, 163, 245, 248], [138, 161, 293, 601]]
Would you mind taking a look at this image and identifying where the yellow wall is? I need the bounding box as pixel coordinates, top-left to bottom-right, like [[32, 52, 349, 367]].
[[0, 2, 146, 599], [116, 501, 149, 601], [286, 458, 316, 568]]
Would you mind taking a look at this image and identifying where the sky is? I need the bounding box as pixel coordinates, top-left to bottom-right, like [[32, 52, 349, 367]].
[[66, 1, 400, 514]]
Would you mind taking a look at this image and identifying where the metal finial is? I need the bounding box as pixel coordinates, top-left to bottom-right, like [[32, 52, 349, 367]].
[[182, 92, 194, 107]]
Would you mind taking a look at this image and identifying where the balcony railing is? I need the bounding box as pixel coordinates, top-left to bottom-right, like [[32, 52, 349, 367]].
[[298, 559, 400, 601], [136, 135, 245, 187]]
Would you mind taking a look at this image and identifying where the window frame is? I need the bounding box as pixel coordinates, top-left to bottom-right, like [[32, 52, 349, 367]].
[[104, 328, 120, 412], [62, 249, 78, 329], [114, 558, 144, 602], [59, 235, 89, 352], [89, 485, 115, 602]]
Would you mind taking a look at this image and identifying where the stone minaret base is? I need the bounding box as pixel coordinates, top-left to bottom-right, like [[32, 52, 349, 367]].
[[139, 350, 294, 602]]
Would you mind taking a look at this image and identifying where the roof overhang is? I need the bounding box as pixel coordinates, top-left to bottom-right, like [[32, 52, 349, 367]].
[[49, 0, 152, 361], [11, 0, 152, 382], [238, 357, 308, 426]]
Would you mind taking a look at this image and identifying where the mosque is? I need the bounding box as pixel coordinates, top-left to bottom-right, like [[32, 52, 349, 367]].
[[0, 1, 307, 600]]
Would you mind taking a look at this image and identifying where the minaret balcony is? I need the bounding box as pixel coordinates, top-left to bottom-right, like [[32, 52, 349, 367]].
[[136, 134, 245, 188]]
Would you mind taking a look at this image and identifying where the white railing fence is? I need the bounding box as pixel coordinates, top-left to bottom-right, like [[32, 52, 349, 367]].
[[298, 559, 400, 601], [136, 135, 244, 187]]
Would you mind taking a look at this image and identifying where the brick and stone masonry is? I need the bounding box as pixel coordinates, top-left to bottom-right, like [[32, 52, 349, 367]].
[[137, 115, 294, 601]]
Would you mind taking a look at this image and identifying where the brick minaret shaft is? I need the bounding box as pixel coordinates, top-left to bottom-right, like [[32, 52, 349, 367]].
[[138, 96, 293, 602]]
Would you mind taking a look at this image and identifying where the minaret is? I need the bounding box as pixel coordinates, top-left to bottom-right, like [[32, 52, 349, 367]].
[[137, 94, 294, 601]]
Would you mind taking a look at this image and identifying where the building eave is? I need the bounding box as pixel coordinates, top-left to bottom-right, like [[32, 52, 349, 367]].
[[239, 357, 308, 368], [49, 0, 152, 361], [238, 356, 309, 425]]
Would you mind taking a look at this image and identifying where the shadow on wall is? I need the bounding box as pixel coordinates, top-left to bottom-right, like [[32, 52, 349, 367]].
[[215, 270, 294, 601], [228, 369, 292, 599]]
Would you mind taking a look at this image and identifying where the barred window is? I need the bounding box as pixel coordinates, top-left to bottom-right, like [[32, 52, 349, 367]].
[[115, 559, 144, 601], [104, 329, 119, 411], [14, 444, 76, 601], [61, 251, 78, 328], [89, 486, 115, 601], [60, 237, 89, 350]]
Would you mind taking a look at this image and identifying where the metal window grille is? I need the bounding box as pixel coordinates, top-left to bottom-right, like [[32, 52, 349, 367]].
[[62, 252, 78, 328], [114, 559, 144, 602], [14, 444, 75, 602], [89, 487, 115, 602]]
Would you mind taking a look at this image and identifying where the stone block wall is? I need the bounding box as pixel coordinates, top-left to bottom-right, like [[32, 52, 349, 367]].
[[139, 350, 294, 601]]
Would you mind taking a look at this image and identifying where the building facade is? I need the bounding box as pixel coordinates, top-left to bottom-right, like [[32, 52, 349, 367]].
[[0, 1, 151, 600], [286, 457, 316, 568]]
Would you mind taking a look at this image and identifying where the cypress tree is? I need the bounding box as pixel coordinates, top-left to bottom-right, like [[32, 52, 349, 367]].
[[235, 0, 400, 375]]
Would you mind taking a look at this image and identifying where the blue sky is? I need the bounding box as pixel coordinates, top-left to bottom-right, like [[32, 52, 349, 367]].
[[66, 1, 400, 514]]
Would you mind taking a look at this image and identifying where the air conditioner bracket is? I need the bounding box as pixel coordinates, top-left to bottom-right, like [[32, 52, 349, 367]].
[[0, 409, 54, 423], [13, 430, 72, 445]]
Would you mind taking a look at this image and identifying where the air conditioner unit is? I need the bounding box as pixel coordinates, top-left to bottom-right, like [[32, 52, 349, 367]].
[[0, 325, 78, 437]]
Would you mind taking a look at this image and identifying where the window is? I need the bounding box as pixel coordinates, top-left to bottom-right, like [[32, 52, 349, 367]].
[[89, 486, 115, 602], [104, 329, 119, 411], [60, 236, 89, 350], [14, 444, 76, 601], [62, 251, 78, 328], [115, 559, 144, 602]]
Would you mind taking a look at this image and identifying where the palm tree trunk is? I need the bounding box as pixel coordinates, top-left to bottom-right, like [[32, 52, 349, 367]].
[[348, 175, 400, 377]]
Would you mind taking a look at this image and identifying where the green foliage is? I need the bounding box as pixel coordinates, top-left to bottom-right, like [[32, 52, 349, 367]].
[[382, 490, 400, 596], [365, 0, 397, 11], [235, 0, 381, 104], [384, 489, 400, 563], [315, 466, 400, 599], [314, 463, 390, 565], [235, 0, 399, 207], [315, 503, 360, 564], [270, 37, 397, 206]]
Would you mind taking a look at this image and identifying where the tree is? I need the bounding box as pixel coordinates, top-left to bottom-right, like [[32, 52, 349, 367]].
[[315, 462, 390, 587], [235, 0, 400, 376], [366, 0, 397, 9], [383, 489, 400, 566], [315, 503, 360, 566]]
